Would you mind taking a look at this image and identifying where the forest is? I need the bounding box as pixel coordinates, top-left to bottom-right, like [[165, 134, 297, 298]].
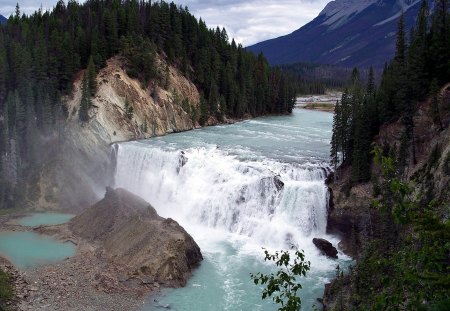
[[279, 62, 375, 95], [327, 0, 450, 309], [0, 0, 298, 209], [330, 0, 450, 182]]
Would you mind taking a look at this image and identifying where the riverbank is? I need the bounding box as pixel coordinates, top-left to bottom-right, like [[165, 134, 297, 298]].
[[300, 103, 336, 112], [295, 92, 341, 113], [0, 212, 161, 311]]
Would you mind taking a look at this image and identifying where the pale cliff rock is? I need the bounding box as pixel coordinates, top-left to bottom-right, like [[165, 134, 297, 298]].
[[67, 56, 200, 141]]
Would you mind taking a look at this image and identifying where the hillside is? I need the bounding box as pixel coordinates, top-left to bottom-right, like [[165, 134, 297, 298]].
[[324, 84, 450, 310], [322, 1, 450, 308], [0, 0, 296, 211], [0, 15, 6, 24], [247, 0, 424, 67]]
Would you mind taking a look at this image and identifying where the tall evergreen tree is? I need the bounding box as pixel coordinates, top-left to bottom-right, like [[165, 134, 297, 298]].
[[79, 74, 90, 122], [407, 0, 430, 100], [87, 55, 97, 97]]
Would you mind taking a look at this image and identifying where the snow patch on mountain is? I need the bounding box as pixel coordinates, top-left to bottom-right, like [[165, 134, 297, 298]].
[[320, 0, 421, 28], [319, 0, 377, 25], [374, 0, 421, 26]]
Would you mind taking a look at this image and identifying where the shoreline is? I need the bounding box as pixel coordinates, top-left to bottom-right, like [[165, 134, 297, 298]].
[[0, 214, 159, 311], [296, 104, 335, 113]]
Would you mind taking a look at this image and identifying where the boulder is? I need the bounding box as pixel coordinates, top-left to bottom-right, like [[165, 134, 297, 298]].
[[70, 188, 203, 287], [273, 176, 285, 191], [312, 238, 338, 259]]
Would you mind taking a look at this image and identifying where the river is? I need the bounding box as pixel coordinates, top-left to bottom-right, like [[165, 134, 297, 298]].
[[113, 108, 350, 310]]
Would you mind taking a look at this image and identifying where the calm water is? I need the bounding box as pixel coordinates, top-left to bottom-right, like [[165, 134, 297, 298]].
[[114, 109, 351, 310], [0, 231, 75, 269], [17, 213, 74, 227]]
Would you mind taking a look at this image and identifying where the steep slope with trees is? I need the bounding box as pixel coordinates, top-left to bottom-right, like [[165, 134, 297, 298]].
[[0, 0, 296, 210], [325, 1, 450, 309]]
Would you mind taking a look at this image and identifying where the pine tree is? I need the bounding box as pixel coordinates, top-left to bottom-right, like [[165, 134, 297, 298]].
[[79, 74, 90, 122], [429, 79, 443, 130], [430, 0, 450, 84], [14, 90, 26, 158], [407, 0, 429, 100], [199, 95, 209, 126], [124, 98, 133, 120], [393, 14, 409, 114], [367, 66, 375, 96], [87, 55, 97, 97], [330, 100, 342, 173]]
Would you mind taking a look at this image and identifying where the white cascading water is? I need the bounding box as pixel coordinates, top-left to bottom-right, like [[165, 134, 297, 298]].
[[112, 110, 349, 310], [113, 142, 330, 248]]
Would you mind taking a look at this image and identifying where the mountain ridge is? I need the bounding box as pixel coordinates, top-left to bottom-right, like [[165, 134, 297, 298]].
[[0, 14, 7, 24], [248, 0, 427, 68]]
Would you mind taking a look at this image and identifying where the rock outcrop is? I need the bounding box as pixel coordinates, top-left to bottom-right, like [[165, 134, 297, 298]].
[[327, 84, 450, 259], [69, 187, 203, 287], [33, 56, 201, 211], [67, 56, 200, 141], [323, 85, 450, 309], [312, 238, 338, 259]]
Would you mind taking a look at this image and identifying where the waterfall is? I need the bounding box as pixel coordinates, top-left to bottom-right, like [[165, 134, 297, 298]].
[[113, 141, 330, 248]]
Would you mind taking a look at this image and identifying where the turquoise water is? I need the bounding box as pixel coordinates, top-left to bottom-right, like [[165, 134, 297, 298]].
[[145, 230, 349, 311], [0, 231, 76, 269], [17, 213, 74, 227], [115, 109, 352, 310], [136, 108, 333, 164]]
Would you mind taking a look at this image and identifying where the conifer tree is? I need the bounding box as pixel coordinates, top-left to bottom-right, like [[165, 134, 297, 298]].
[[429, 79, 443, 130], [393, 14, 409, 114], [430, 0, 450, 84], [407, 0, 429, 100], [330, 100, 341, 172], [87, 55, 97, 97], [79, 74, 90, 122]]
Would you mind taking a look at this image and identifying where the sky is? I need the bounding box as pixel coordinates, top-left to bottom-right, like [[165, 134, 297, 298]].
[[0, 0, 329, 46]]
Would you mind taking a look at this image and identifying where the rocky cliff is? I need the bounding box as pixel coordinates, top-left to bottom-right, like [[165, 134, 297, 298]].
[[70, 187, 203, 287], [323, 84, 450, 309], [33, 56, 201, 211]]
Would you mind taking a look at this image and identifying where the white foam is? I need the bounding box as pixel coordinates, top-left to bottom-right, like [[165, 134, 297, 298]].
[[114, 143, 330, 249]]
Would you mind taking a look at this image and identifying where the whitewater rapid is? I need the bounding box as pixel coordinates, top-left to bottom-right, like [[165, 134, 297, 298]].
[[114, 143, 331, 248]]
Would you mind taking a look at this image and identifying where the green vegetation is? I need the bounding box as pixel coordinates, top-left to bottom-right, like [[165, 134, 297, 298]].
[[0, 269, 13, 308], [124, 98, 133, 120], [251, 248, 310, 311], [331, 0, 450, 182], [327, 1, 450, 309], [328, 147, 450, 310], [279, 62, 369, 95], [0, 0, 297, 209]]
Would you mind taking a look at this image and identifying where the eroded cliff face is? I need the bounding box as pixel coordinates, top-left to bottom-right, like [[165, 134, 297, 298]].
[[327, 84, 450, 257], [68, 56, 200, 141], [33, 56, 201, 211]]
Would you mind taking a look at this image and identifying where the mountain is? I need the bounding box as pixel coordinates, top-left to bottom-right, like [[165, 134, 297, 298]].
[[248, 0, 426, 68], [0, 15, 7, 24]]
